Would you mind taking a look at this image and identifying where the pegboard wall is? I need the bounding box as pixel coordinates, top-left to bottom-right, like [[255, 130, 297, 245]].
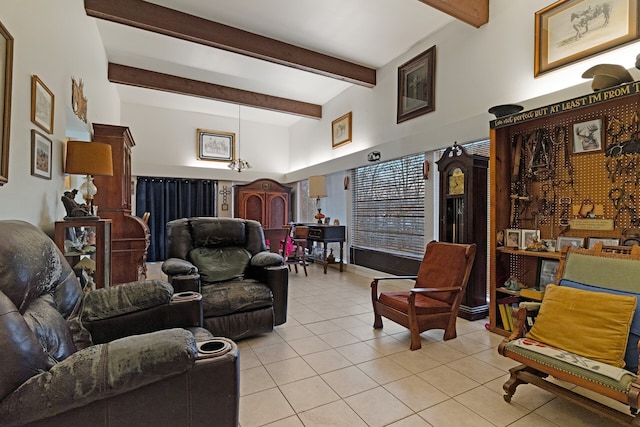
[[508, 96, 640, 240], [491, 83, 640, 288]]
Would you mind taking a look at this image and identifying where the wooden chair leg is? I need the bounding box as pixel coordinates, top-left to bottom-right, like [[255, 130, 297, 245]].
[[373, 312, 383, 329]]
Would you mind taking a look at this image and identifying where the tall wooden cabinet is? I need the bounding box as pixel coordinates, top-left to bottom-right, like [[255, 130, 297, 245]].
[[489, 81, 640, 335], [234, 178, 291, 228], [436, 143, 488, 320], [93, 123, 149, 285]]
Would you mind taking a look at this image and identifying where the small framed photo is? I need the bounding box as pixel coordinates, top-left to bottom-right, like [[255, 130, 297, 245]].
[[521, 229, 541, 250], [496, 229, 505, 247], [331, 112, 352, 148], [505, 229, 521, 248], [30, 129, 51, 180], [587, 237, 621, 248], [397, 45, 436, 123], [536, 259, 559, 291], [571, 118, 603, 154], [556, 236, 584, 251], [542, 239, 556, 252], [197, 129, 235, 161], [31, 75, 54, 134]]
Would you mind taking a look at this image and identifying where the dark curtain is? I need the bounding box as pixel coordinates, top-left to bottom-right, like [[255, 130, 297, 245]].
[[136, 177, 217, 262]]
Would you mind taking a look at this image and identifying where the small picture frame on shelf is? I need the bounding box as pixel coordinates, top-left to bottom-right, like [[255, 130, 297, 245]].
[[587, 237, 621, 248], [541, 239, 556, 252], [556, 236, 584, 251], [505, 229, 520, 248], [536, 259, 559, 291], [521, 229, 540, 250]]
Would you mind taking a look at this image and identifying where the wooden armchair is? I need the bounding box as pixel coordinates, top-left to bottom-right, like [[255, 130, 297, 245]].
[[371, 241, 476, 350]]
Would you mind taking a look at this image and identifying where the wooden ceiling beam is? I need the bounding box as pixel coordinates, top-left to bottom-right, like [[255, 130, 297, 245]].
[[108, 63, 322, 119], [417, 0, 488, 28], [86, 0, 376, 88]]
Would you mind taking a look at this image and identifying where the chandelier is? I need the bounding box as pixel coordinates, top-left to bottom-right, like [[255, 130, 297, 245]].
[[228, 158, 251, 172], [228, 105, 251, 172]]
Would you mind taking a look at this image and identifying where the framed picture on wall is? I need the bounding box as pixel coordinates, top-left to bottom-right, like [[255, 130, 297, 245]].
[[196, 129, 235, 162], [31, 75, 54, 134], [31, 129, 51, 180], [534, 0, 640, 76], [331, 112, 352, 148], [571, 118, 604, 154], [0, 21, 13, 186], [397, 45, 436, 123]]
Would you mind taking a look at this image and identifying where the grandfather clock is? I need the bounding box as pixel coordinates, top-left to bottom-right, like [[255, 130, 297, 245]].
[[436, 143, 488, 320]]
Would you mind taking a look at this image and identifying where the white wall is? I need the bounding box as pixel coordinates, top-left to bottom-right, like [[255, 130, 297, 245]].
[[122, 102, 289, 183], [285, 0, 640, 183], [2, 0, 640, 234], [0, 0, 120, 233]]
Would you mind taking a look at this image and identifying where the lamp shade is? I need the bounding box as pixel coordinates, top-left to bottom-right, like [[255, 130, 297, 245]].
[[308, 175, 327, 199], [65, 141, 113, 176]]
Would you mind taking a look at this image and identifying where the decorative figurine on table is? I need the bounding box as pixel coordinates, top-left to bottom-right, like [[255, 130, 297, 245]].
[[61, 189, 94, 220], [525, 236, 548, 252], [504, 276, 524, 291]]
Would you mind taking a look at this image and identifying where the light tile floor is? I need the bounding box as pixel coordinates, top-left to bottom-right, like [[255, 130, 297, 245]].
[[147, 262, 624, 426]]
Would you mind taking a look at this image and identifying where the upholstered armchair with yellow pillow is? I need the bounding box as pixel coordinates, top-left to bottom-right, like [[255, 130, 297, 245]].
[[162, 217, 288, 341], [498, 246, 640, 425]]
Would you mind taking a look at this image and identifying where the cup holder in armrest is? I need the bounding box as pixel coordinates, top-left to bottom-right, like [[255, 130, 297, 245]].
[[196, 339, 232, 359], [171, 291, 203, 303]]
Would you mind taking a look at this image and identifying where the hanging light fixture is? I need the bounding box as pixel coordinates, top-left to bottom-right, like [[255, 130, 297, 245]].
[[228, 105, 251, 172]]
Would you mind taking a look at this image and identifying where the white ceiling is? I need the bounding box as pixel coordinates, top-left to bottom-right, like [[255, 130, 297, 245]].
[[94, 0, 455, 126]]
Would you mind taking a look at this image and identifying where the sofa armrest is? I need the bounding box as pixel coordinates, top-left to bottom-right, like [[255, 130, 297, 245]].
[[0, 329, 197, 427], [82, 281, 204, 344], [83, 280, 173, 322], [250, 265, 288, 325], [162, 257, 198, 276], [167, 273, 201, 293]]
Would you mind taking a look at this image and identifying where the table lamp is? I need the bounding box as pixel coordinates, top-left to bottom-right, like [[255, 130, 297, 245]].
[[65, 141, 113, 217], [308, 175, 327, 223]]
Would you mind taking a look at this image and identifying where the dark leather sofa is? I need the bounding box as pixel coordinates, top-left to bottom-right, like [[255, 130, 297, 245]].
[[0, 220, 239, 427], [162, 217, 288, 340]]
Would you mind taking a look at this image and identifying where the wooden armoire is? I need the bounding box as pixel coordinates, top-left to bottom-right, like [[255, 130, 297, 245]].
[[92, 123, 149, 285], [234, 178, 291, 228]]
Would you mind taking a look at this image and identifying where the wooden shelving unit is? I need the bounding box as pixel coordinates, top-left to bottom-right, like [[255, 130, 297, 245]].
[[489, 80, 640, 335]]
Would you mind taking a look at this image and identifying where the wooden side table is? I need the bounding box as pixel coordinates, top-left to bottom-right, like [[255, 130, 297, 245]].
[[54, 219, 112, 289]]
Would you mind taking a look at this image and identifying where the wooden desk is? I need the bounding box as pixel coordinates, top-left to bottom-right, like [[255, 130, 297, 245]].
[[306, 224, 346, 274]]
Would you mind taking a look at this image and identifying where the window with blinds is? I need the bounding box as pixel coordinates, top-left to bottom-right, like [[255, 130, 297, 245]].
[[351, 153, 426, 257]]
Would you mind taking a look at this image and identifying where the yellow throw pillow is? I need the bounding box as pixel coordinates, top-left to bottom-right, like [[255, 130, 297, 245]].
[[526, 284, 637, 368]]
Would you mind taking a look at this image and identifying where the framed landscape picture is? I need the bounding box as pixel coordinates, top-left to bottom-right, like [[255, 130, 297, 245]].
[[535, 0, 640, 76], [31, 130, 51, 180], [31, 75, 54, 134], [397, 45, 436, 123], [331, 112, 352, 148], [197, 129, 235, 162]]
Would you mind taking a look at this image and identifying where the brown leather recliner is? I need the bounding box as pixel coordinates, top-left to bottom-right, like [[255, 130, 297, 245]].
[[162, 217, 288, 341], [0, 220, 239, 427]]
